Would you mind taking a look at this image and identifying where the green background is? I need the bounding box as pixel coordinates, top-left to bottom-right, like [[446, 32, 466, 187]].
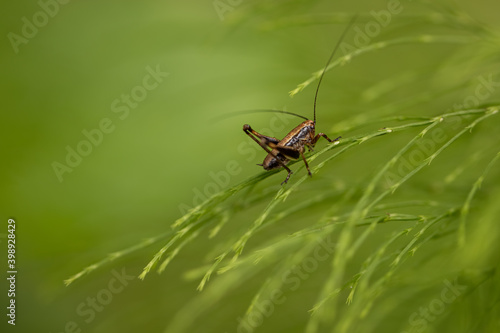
[[1, 1, 500, 332]]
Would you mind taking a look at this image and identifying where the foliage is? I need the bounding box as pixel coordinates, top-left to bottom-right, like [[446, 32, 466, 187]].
[[65, 1, 500, 332]]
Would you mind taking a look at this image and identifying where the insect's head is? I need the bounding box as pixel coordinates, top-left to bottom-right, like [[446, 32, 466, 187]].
[[305, 119, 315, 128]]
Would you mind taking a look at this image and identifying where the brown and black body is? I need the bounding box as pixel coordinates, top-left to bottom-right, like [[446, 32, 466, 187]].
[[243, 120, 337, 184], [242, 15, 356, 185], [263, 121, 313, 170]]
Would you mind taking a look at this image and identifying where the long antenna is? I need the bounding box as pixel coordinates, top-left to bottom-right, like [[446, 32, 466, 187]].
[[313, 14, 358, 123], [213, 109, 309, 122]]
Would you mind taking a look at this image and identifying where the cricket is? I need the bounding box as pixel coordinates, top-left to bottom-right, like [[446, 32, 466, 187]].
[[243, 16, 357, 185]]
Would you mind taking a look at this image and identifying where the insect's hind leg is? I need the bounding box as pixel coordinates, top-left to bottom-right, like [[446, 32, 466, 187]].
[[243, 124, 280, 146], [243, 124, 294, 185]]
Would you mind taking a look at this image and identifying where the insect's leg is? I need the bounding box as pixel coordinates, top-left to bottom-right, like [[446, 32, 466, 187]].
[[313, 133, 341, 144], [272, 145, 304, 184], [300, 151, 312, 177], [243, 124, 294, 184], [280, 168, 293, 185], [243, 124, 280, 147]]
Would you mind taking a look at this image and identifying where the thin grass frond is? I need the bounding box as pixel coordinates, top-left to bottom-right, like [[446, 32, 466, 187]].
[[305, 107, 497, 332], [458, 151, 500, 246], [64, 233, 168, 286], [289, 35, 474, 97]]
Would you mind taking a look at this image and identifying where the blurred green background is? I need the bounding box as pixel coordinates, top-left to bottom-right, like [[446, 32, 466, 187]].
[[1, 0, 500, 332]]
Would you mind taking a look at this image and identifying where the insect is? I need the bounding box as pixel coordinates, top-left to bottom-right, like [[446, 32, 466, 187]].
[[243, 16, 357, 185]]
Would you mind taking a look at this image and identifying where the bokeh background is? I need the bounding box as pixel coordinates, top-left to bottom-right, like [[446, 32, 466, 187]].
[[1, 0, 500, 332]]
